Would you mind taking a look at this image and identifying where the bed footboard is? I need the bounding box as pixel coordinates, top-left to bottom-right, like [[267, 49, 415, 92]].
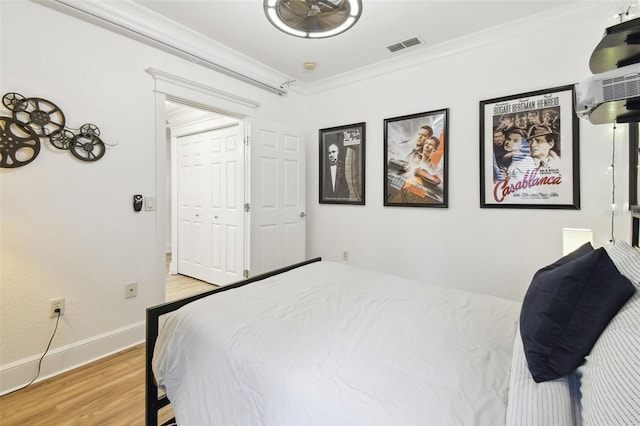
[[145, 257, 322, 426]]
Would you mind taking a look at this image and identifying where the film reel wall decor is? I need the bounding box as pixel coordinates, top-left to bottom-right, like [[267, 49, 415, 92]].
[[0, 92, 108, 168]]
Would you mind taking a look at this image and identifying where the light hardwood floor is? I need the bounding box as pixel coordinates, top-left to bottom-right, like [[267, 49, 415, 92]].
[[0, 258, 217, 425], [165, 257, 216, 301]]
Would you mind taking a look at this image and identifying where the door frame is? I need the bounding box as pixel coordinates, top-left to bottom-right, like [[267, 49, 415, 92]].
[[148, 68, 261, 303]]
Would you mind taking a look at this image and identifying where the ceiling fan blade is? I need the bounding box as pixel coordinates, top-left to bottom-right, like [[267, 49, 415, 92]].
[[309, 13, 347, 30], [315, 0, 343, 12]]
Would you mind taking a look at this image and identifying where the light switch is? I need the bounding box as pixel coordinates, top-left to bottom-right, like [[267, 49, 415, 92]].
[[144, 196, 156, 211]]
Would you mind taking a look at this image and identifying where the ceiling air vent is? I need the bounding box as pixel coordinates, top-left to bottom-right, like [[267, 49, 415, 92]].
[[386, 36, 423, 53]]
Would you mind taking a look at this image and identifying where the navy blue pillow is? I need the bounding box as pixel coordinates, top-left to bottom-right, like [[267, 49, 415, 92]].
[[520, 246, 636, 383], [546, 241, 594, 268]]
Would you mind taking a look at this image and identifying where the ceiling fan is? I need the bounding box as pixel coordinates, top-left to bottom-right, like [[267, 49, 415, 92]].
[[263, 0, 362, 38]]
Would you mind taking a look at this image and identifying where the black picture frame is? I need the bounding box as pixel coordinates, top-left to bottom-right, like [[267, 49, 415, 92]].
[[479, 85, 580, 209], [319, 122, 366, 205], [383, 109, 449, 207]]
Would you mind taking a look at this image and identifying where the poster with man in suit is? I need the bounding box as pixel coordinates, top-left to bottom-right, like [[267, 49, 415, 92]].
[[319, 123, 365, 205]]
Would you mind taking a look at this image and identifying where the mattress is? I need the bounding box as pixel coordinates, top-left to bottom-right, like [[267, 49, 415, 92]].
[[153, 261, 521, 425]]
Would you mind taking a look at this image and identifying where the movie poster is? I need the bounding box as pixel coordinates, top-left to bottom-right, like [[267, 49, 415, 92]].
[[480, 86, 579, 209], [384, 109, 448, 207], [319, 122, 366, 205]]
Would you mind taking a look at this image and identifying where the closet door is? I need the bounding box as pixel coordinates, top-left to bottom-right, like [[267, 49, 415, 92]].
[[177, 125, 244, 285]]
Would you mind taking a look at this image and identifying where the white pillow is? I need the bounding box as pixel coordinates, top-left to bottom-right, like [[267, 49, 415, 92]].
[[506, 327, 581, 426], [604, 241, 640, 287], [578, 290, 640, 426]]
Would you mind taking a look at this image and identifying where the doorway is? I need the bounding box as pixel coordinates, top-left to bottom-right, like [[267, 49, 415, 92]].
[[165, 101, 244, 286], [149, 68, 307, 304]]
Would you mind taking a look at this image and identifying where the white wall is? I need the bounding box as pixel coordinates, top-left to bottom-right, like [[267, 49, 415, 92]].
[[303, 3, 633, 302], [0, 0, 305, 394]]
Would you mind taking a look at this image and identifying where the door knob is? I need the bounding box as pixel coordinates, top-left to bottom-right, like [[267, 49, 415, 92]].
[[299, 212, 306, 218]]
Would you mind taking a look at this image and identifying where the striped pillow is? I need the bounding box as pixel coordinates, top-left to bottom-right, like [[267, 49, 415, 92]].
[[506, 328, 581, 426], [578, 291, 640, 426], [604, 241, 640, 287]]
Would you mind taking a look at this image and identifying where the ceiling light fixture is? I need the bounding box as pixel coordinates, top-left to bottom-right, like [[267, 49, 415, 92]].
[[263, 0, 362, 39]]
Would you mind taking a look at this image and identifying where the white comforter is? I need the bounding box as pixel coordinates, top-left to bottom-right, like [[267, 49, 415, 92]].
[[153, 261, 520, 426]]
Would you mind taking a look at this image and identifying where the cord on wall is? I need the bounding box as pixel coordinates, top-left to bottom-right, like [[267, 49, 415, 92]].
[[4, 310, 61, 395], [610, 122, 617, 243]]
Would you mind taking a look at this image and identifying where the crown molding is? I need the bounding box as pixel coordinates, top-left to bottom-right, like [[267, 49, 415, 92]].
[[298, 2, 606, 95], [34, 1, 610, 98], [35, 0, 292, 96]]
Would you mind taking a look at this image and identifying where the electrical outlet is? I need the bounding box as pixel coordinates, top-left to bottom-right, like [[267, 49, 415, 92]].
[[125, 282, 138, 299], [342, 251, 349, 261], [49, 298, 65, 318]]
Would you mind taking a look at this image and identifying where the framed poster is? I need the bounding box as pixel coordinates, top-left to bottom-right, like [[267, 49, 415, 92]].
[[319, 122, 365, 205], [384, 109, 448, 207], [479, 85, 580, 209]]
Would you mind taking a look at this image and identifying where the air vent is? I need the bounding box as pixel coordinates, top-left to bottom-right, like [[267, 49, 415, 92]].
[[387, 43, 405, 53], [603, 72, 640, 102], [386, 36, 423, 53], [402, 37, 421, 48]]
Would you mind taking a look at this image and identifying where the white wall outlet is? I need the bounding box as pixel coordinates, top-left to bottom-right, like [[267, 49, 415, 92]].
[[125, 282, 138, 299], [49, 297, 65, 318], [342, 251, 349, 261]]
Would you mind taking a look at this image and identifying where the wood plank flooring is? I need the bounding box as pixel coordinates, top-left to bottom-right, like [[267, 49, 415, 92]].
[[0, 344, 160, 425], [165, 264, 216, 301], [0, 259, 217, 425]]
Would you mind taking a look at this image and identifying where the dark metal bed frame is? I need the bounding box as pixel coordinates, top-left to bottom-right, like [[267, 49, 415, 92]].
[[145, 257, 322, 426]]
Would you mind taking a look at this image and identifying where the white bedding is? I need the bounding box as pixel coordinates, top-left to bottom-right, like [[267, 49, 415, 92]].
[[153, 261, 521, 426]]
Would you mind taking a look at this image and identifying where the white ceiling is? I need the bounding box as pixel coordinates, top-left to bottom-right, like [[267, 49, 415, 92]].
[[132, 0, 593, 87]]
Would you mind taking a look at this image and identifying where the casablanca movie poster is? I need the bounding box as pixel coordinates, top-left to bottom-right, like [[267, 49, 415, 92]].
[[480, 85, 579, 209], [384, 109, 448, 207]]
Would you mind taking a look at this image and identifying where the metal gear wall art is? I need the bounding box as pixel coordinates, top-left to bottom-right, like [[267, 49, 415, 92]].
[[0, 92, 108, 168]]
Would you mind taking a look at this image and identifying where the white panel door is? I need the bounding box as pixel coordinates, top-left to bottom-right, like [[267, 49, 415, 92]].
[[177, 132, 207, 280], [248, 119, 306, 276], [177, 125, 244, 285]]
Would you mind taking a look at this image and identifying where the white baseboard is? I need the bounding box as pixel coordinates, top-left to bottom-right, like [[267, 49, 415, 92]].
[[0, 321, 145, 396]]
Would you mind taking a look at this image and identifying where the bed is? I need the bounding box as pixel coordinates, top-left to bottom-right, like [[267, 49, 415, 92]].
[[146, 242, 640, 426]]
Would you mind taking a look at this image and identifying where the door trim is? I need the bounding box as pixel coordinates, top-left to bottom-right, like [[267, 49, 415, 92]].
[[147, 68, 262, 114], [149, 69, 259, 303]]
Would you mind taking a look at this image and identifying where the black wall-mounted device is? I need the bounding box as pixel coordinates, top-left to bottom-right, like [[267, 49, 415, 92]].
[[133, 194, 143, 212]]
